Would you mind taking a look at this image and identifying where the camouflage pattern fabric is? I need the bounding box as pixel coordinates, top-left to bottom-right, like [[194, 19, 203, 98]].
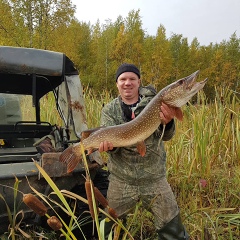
[[101, 86, 179, 229]]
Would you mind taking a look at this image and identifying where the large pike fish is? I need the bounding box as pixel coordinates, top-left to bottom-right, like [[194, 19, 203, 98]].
[[60, 70, 207, 173]]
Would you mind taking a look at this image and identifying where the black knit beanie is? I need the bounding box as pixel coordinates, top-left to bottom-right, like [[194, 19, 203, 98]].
[[115, 63, 140, 81]]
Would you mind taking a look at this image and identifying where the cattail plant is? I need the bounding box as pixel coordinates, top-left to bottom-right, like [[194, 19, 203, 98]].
[[85, 174, 118, 221], [23, 193, 48, 216], [94, 186, 108, 209], [108, 207, 118, 220], [47, 216, 63, 231], [23, 192, 73, 239], [94, 186, 118, 219], [85, 178, 95, 219]]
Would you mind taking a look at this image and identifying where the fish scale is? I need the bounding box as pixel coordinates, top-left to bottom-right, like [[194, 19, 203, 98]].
[[60, 70, 207, 173]]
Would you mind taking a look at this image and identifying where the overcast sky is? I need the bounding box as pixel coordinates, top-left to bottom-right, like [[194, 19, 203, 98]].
[[71, 0, 240, 46]]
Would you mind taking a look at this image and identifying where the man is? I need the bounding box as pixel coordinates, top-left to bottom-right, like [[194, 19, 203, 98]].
[[98, 63, 189, 239]]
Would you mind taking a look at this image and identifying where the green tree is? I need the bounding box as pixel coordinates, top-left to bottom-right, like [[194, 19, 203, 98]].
[[124, 9, 144, 66], [70, 21, 92, 73], [142, 24, 172, 89], [110, 24, 128, 61], [111, 10, 144, 65], [1, 3, 239, 100], [5, 0, 75, 48], [87, 21, 107, 90], [189, 38, 202, 72], [142, 35, 155, 86], [169, 34, 183, 79], [0, 0, 26, 46], [177, 37, 190, 75], [225, 33, 240, 91]]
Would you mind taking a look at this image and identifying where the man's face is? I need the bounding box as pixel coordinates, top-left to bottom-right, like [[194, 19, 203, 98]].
[[116, 72, 140, 102]]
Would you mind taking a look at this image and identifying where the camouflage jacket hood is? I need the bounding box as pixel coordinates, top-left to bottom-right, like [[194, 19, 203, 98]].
[[101, 86, 175, 183]]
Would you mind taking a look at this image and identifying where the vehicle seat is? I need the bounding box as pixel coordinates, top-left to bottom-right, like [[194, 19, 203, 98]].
[[0, 94, 34, 148], [0, 94, 22, 124]]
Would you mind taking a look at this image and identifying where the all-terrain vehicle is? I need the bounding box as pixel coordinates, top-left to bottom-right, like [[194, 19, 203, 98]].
[[0, 46, 106, 234]]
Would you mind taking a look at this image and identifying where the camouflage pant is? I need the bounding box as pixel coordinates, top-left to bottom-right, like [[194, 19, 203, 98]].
[[107, 175, 179, 229]]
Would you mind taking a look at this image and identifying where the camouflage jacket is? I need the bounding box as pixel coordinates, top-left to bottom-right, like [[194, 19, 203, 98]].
[[100, 86, 176, 184]]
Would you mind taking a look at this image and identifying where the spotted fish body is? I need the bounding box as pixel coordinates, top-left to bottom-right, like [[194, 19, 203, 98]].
[[60, 70, 207, 172]]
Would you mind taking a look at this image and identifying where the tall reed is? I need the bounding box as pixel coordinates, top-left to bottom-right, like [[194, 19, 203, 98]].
[[17, 86, 240, 239], [84, 86, 113, 129], [83, 86, 240, 239], [20, 93, 62, 125], [164, 88, 240, 239], [167, 88, 239, 176]]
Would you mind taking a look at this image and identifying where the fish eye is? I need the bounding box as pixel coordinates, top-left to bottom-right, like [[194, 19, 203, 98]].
[[178, 80, 184, 85]]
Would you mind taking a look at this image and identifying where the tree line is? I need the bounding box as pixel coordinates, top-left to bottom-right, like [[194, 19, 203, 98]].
[[0, 0, 239, 99]]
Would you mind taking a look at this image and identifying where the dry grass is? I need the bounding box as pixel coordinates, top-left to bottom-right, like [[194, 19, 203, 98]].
[[84, 87, 240, 239], [13, 87, 239, 239]]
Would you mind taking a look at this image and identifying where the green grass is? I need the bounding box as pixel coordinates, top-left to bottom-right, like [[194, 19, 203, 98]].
[[165, 88, 240, 239], [84, 87, 240, 239], [6, 86, 239, 239]]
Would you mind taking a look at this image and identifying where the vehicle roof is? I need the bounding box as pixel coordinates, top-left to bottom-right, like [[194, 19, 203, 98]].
[[0, 46, 79, 98]]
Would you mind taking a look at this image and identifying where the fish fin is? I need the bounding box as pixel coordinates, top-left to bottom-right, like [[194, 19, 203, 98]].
[[81, 127, 104, 140], [59, 145, 82, 173], [87, 148, 97, 155], [137, 141, 146, 157], [174, 108, 184, 121], [66, 156, 82, 173]]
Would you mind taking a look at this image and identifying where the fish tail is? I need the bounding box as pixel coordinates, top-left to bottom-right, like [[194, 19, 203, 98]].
[[59, 146, 82, 173]]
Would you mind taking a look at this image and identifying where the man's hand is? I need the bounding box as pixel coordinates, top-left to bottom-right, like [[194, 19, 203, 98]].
[[99, 140, 114, 152], [160, 103, 183, 124]]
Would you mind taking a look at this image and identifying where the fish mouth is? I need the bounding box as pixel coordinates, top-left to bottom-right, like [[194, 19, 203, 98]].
[[162, 70, 208, 107], [183, 70, 208, 104], [179, 70, 207, 92], [183, 70, 200, 90]]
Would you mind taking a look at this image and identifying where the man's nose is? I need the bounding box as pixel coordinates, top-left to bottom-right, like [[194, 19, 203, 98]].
[[125, 79, 131, 85]]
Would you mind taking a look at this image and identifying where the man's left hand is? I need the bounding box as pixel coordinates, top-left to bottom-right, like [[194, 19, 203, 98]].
[[160, 103, 183, 124]]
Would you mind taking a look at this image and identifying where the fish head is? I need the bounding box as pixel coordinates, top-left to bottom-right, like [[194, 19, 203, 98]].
[[160, 70, 207, 107]]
